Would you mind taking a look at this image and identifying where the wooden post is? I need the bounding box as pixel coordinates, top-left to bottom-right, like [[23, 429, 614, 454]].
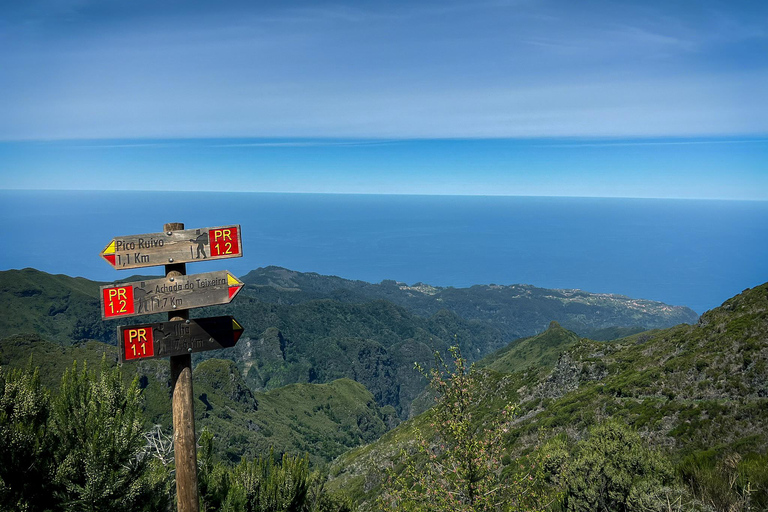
[[165, 222, 199, 512]]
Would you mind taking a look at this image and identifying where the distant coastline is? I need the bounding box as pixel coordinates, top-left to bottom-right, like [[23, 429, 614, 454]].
[[1, 190, 766, 314]]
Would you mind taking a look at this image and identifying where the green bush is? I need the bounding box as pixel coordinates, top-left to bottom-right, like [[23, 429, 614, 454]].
[[678, 449, 768, 511], [51, 359, 155, 511], [563, 420, 674, 512], [199, 429, 351, 512], [378, 347, 551, 511]]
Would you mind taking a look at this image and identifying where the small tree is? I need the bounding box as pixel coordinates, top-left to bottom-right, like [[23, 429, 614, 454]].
[[51, 359, 151, 512], [0, 363, 54, 512], [380, 346, 546, 512], [1, 359, 169, 511]]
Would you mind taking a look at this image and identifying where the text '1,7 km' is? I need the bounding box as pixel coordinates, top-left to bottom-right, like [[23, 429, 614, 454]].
[[100, 270, 244, 319], [100, 225, 242, 269]]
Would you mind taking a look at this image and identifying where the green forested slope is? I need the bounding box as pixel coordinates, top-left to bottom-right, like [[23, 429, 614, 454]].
[[0, 266, 705, 466], [0, 336, 397, 466], [0, 269, 111, 343], [192, 359, 398, 465], [3, 267, 695, 417], [201, 295, 503, 416], [328, 282, 768, 509]]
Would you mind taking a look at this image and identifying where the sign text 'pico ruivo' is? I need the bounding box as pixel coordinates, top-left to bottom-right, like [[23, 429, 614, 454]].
[[100, 225, 242, 270]]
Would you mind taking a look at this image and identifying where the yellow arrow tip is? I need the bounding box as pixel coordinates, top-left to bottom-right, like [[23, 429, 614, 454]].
[[103, 240, 116, 255], [232, 318, 243, 331], [227, 272, 241, 287]]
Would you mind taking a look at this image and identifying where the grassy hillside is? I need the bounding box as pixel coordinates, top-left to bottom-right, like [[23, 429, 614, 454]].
[[192, 359, 398, 465], [0, 268, 168, 344], [328, 282, 768, 509], [0, 269, 111, 343], [0, 333, 119, 388], [201, 295, 507, 416], [510, 282, 768, 452], [477, 320, 581, 374]]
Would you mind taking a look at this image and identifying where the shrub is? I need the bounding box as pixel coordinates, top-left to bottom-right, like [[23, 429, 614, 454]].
[[199, 429, 352, 512], [562, 420, 674, 512], [51, 359, 152, 511], [378, 346, 550, 511], [679, 449, 767, 511]]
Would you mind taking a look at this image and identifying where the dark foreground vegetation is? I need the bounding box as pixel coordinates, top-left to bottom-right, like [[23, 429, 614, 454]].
[[0, 360, 352, 512], [3, 341, 766, 511]]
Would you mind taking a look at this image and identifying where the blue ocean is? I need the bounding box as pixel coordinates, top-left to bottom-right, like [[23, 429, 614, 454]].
[[1, 190, 766, 315]]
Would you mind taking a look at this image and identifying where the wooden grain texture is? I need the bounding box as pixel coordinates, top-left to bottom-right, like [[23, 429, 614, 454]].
[[166, 222, 199, 512], [100, 224, 242, 270], [171, 353, 198, 512]]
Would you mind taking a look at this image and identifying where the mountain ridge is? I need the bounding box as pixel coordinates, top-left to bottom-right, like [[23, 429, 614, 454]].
[[243, 266, 699, 338], [0, 266, 699, 417]]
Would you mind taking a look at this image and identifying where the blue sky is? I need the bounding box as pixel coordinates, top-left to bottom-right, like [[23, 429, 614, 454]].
[[0, 0, 766, 198]]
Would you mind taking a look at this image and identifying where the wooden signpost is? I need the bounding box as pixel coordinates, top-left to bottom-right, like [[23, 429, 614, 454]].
[[100, 222, 246, 512]]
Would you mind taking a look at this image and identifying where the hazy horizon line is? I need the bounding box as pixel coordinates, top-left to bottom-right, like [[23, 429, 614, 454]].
[[2, 135, 767, 145], [2, 188, 766, 203]]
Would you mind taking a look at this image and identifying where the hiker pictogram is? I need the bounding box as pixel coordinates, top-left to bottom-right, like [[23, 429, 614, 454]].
[[189, 230, 209, 259]]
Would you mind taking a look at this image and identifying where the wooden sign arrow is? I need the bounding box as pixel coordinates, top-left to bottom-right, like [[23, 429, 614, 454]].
[[118, 316, 245, 362], [100, 225, 242, 270], [100, 270, 244, 320]]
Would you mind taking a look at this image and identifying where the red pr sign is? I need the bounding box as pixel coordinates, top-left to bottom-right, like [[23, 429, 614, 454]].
[[210, 227, 240, 257], [123, 326, 154, 361], [103, 285, 135, 318]]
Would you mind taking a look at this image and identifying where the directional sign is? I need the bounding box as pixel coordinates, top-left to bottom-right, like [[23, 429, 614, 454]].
[[100, 225, 242, 269], [100, 270, 244, 320], [117, 316, 245, 362]]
